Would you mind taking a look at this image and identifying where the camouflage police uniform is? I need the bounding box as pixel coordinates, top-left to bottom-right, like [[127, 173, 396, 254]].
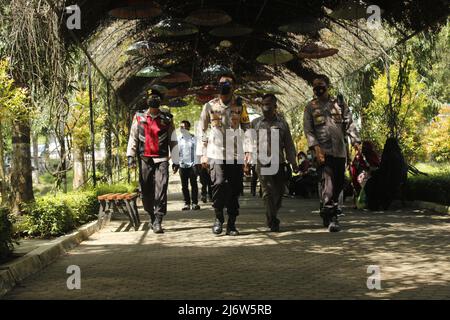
[[303, 97, 360, 218], [198, 96, 250, 233]]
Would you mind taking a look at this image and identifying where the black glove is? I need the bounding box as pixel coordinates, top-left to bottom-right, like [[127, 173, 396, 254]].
[[128, 156, 136, 168]]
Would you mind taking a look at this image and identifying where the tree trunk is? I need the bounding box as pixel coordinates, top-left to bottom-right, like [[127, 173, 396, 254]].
[[0, 122, 8, 205], [10, 119, 34, 214], [32, 133, 39, 185], [72, 146, 86, 190]]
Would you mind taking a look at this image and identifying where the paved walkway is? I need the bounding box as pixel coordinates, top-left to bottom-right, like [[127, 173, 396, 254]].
[[4, 194, 450, 300]]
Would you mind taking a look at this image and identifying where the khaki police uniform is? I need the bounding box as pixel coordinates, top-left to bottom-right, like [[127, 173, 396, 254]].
[[247, 114, 297, 229], [303, 97, 360, 211], [198, 96, 250, 219]]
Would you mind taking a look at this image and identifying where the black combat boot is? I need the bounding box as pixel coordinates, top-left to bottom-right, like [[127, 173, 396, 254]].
[[270, 218, 280, 232], [212, 210, 224, 235], [328, 214, 341, 232], [320, 207, 331, 228], [148, 212, 156, 230], [153, 215, 164, 234], [226, 215, 239, 236]]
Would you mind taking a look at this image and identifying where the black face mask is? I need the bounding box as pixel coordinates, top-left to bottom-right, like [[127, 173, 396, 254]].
[[148, 97, 161, 108], [219, 81, 232, 95], [313, 85, 327, 97]]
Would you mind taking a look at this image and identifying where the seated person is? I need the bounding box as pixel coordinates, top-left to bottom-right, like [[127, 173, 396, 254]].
[[364, 138, 407, 211], [350, 141, 380, 197], [289, 151, 317, 198]]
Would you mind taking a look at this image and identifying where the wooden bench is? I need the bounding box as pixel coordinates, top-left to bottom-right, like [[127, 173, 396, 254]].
[[97, 193, 141, 231]]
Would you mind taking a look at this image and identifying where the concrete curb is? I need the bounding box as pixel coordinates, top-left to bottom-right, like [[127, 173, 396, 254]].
[[407, 201, 450, 215], [0, 220, 101, 297]]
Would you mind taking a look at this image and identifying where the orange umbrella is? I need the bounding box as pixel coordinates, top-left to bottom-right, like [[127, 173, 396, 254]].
[[160, 72, 192, 84], [298, 43, 339, 59]]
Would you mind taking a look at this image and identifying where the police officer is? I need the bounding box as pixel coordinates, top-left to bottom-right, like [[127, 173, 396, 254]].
[[198, 72, 250, 236], [245, 94, 299, 232], [127, 89, 178, 234], [303, 75, 361, 232]]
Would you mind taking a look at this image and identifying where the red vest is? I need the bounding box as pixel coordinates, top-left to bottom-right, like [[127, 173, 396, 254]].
[[135, 111, 172, 158]]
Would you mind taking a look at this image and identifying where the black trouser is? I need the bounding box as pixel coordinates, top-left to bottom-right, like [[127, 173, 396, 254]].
[[259, 168, 285, 228], [139, 158, 169, 221], [199, 167, 212, 199], [210, 162, 243, 217], [179, 167, 198, 205], [320, 155, 346, 210]]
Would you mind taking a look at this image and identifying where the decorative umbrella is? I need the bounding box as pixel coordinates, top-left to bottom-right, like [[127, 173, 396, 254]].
[[148, 84, 168, 95], [160, 72, 192, 84], [329, 1, 369, 20], [185, 9, 232, 27], [151, 19, 199, 37], [195, 85, 218, 103], [256, 48, 294, 65], [278, 18, 325, 34], [209, 23, 253, 37], [166, 87, 188, 98], [298, 43, 339, 59], [202, 65, 231, 78], [136, 66, 170, 77], [219, 40, 233, 48], [167, 98, 188, 108], [108, 2, 162, 19], [236, 86, 283, 96]]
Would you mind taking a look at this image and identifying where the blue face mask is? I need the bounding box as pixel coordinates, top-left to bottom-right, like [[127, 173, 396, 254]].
[[219, 81, 232, 95]]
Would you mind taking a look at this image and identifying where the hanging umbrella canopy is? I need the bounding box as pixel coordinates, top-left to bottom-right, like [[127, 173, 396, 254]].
[[298, 43, 339, 59], [256, 48, 294, 65], [136, 66, 170, 77], [328, 1, 370, 20], [202, 65, 232, 79], [160, 72, 192, 83], [167, 98, 188, 108], [209, 23, 253, 37], [151, 19, 199, 37], [236, 86, 283, 96], [108, 2, 162, 19], [278, 18, 325, 34], [185, 8, 232, 27]]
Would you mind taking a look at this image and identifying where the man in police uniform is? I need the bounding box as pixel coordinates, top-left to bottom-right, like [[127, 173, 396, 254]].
[[245, 94, 299, 232], [127, 88, 177, 234], [303, 75, 361, 232], [198, 72, 250, 236]]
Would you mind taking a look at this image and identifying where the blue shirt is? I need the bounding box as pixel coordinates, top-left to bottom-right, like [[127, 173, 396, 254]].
[[178, 132, 197, 168]]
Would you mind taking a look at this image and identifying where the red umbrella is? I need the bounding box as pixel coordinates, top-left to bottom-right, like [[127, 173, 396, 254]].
[[185, 9, 232, 26], [166, 87, 188, 98]]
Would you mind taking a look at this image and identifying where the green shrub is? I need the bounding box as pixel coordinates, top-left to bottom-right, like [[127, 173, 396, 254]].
[[406, 173, 450, 205], [21, 183, 137, 238], [91, 183, 137, 196], [0, 207, 15, 262], [24, 197, 75, 238]]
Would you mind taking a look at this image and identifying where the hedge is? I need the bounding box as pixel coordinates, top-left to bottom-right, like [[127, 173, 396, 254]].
[[0, 206, 14, 262], [21, 183, 137, 238], [406, 173, 450, 206]]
